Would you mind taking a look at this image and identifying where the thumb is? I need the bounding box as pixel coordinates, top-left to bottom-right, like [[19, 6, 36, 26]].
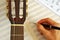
[[37, 23, 46, 32]]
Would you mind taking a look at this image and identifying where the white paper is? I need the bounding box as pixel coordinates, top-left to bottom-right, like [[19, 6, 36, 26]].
[[0, 0, 11, 40]]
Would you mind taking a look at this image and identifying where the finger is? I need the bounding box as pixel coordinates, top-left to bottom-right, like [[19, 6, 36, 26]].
[[37, 18, 47, 24], [49, 29, 56, 37], [37, 23, 47, 32], [37, 23, 52, 35], [49, 29, 56, 34], [37, 18, 58, 26], [37, 23, 56, 36]]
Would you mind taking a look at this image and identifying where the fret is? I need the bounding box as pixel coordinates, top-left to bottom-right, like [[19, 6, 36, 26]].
[[11, 26, 24, 40], [11, 36, 23, 40], [11, 26, 23, 34]]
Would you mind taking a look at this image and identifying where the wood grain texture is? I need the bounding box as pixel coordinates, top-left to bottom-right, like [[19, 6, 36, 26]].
[[8, 0, 26, 40]]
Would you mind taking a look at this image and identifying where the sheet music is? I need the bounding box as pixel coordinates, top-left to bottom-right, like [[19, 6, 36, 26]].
[[24, 0, 60, 40], [35, 0, 60, 16]]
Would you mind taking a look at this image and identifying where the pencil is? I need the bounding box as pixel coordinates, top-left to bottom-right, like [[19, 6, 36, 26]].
[[41, 23, 60, 30]]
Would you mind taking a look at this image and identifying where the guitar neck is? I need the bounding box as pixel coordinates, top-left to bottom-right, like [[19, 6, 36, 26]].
[[8, 0, 26, 40]]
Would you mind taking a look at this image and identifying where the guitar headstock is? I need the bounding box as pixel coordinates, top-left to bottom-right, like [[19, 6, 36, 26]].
[[8, 0, 26, 24]]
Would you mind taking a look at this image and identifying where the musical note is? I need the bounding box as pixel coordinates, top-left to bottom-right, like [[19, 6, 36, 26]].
[[36, 0, 60, 16]]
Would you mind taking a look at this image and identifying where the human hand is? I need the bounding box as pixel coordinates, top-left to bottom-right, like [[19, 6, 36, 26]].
[[37, 18, 58, 40]]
